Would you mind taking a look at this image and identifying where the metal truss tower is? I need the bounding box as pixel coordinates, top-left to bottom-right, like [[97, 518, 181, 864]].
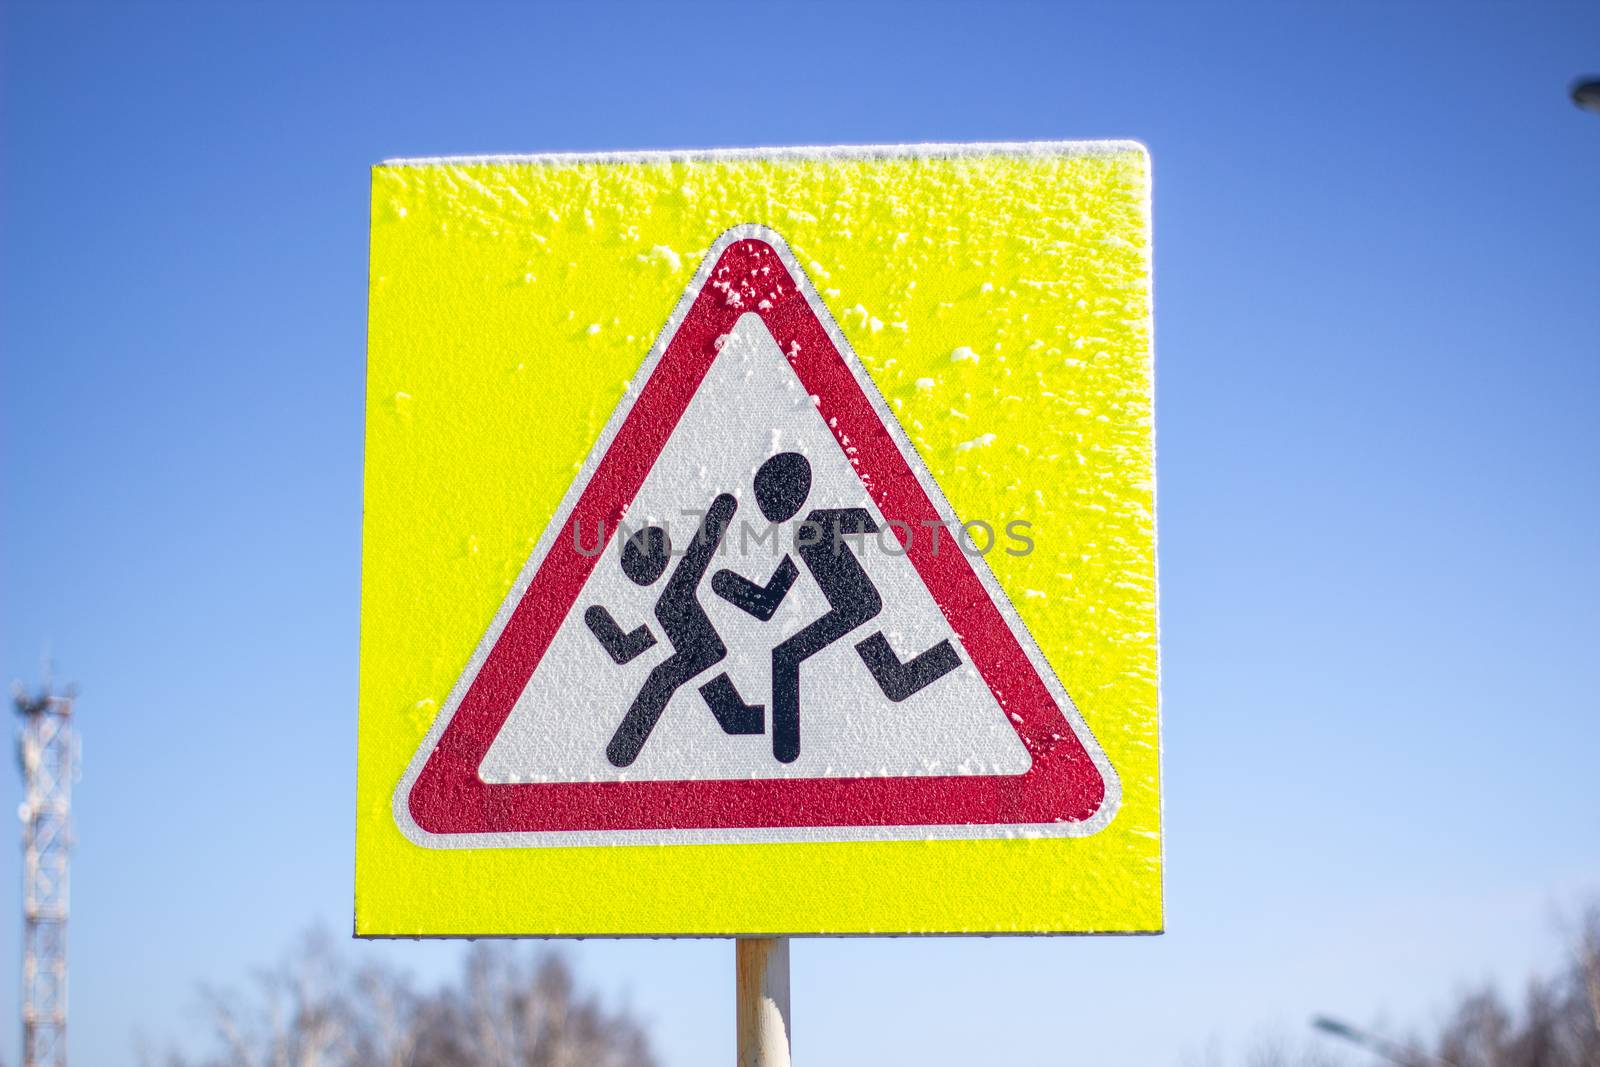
[[14, 688, 73, 1067]]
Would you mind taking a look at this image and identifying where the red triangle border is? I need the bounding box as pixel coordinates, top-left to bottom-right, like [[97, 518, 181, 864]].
[[398, 228, 1113, 844]]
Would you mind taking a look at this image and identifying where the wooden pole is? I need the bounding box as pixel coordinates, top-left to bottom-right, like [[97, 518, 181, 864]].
[[736, 936, 791, 1067]]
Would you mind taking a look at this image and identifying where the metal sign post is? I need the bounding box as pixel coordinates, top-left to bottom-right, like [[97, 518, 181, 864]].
[[737, 938, 791, 1067]]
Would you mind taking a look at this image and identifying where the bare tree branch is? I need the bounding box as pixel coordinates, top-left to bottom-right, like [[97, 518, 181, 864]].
[[168, 932, 654, 1067]]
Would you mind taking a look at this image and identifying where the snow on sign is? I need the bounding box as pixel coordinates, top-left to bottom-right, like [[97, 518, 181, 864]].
[[358, 143, 1161, 936]]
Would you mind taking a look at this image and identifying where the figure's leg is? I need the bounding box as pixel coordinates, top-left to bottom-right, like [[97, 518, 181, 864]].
[[769, 637, 804, 764], [769, 611, 858, 764], [699, 673, 763, 735], [854, 632, 961, 702], [606, 658, 686, 766]]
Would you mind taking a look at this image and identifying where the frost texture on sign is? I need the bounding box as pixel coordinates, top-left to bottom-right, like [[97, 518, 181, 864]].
[[359, 144, 1159, 936]]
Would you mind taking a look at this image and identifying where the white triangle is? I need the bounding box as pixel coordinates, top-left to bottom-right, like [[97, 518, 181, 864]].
[[479, 311, 1032, 784]]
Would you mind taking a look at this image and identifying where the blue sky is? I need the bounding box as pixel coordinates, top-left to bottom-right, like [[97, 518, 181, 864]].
[[3, 2, 1597, 1065]]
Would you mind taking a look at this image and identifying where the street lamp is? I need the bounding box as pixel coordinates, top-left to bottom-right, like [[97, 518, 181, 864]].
[[1310, 1016, 1457, 1067], [1572, 76, 1600, 114]]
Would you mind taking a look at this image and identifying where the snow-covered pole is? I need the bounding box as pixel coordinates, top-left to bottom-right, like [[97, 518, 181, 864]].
[[736, 936, 791, 1066]]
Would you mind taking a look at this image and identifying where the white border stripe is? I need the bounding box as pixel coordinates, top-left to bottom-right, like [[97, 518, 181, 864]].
[[380, 139, 1146, 168]]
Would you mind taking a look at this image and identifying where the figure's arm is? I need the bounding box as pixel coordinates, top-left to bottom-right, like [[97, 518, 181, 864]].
[[671, 494, 739, 595], [712, 556, 799, 621], [584, 606, 657, 664], [832, 507, 880, 536]]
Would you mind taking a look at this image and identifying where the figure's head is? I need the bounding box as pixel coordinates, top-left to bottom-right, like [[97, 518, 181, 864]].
[[753, 451, 812, 523], [620, 525, 670, 586]]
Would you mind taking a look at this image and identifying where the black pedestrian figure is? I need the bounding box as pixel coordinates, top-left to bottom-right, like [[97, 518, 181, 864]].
[[584, 498, 763, 768], [713, 452, 962, 764]]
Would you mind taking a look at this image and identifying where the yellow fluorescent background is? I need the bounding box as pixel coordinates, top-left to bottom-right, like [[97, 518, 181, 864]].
[[358, 143, 1160, 936]]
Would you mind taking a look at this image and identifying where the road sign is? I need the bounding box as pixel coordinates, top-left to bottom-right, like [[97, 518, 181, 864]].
[[359, 142, 1160, 936]]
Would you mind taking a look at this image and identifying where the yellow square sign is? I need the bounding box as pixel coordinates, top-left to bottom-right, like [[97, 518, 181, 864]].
[[358, 143, 1160, 936]]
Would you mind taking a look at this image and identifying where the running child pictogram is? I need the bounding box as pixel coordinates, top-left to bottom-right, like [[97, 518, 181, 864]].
[[584, 452, 963, 768]]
